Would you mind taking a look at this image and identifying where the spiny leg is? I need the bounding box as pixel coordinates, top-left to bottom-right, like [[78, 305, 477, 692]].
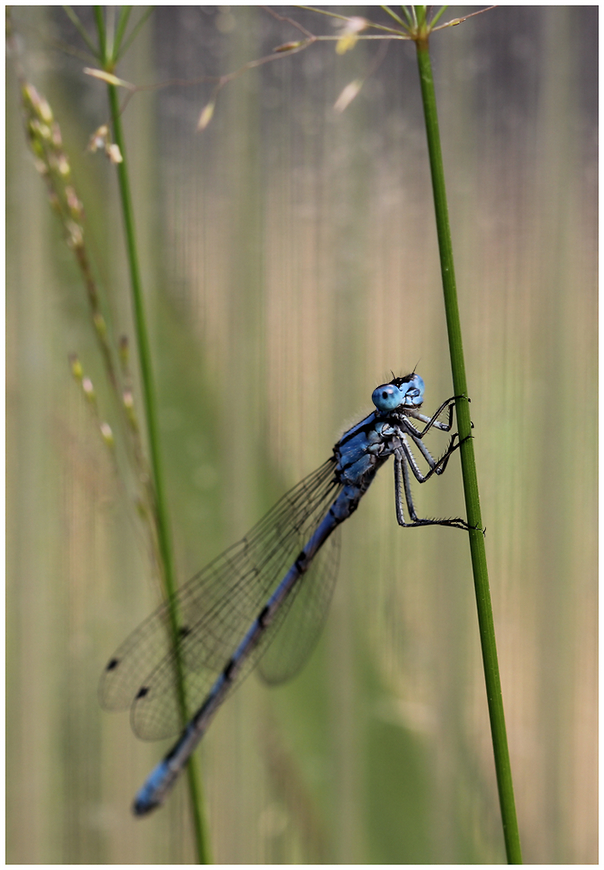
[[402, 429, 463, 484], [406, 397, 455, 436], [406, 394, 469, 437], [408, 429, 467, 478], [393, 446, 473, 531]]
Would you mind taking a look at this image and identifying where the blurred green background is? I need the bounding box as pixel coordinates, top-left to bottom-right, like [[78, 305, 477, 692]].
[[6, 6, 597, 863]]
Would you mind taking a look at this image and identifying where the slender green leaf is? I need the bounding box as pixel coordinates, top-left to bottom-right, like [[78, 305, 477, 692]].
[[62, 5, 99, 58], [113, 6, 132, 58], [429, 6, 449, 28], [117, 7, 155, 61], [381, 6, 407, 28]]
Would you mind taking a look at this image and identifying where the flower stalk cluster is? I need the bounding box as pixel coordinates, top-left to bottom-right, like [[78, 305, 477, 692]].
[[21, 79, 158, 569], [11, 7, 209, 858]]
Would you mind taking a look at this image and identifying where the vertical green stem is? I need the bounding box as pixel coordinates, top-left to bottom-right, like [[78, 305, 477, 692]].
[[94, 8, 209, 862], [414, 29, 522, 865]]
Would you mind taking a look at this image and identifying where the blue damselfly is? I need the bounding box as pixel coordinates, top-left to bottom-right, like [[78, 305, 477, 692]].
[[100, 373, 472, 814]]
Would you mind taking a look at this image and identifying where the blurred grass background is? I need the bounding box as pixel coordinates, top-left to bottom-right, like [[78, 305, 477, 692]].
[[6, 6, 597, 863]]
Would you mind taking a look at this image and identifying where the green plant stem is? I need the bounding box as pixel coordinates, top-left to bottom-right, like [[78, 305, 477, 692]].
[[93, 8, 210, 862], [414, 29, 523, 865]]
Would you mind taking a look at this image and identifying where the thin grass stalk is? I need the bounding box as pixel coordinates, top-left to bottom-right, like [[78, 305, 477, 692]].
[[413, 15, 523, 866], [92, 8, 210, 861]]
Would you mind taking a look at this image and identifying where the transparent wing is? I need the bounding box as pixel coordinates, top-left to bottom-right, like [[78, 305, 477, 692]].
[[99, 458, 341, 740], [257, 528, 340, 685], [131, 533, 340, 742]]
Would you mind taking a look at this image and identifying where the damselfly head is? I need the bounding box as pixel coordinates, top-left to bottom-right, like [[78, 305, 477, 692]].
[[372, 373, 425, 412]]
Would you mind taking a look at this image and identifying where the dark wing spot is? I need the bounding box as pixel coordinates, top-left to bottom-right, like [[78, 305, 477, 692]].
[[106, 657, 120, 672], [136, 685, 149, 700], [179, 625, 191, 638]]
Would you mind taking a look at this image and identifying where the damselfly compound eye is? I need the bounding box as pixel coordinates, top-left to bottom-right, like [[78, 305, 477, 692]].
[[372, 383, 402, 411]]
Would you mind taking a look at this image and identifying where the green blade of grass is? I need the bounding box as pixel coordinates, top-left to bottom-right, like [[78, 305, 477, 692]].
[[93, 7, 210, 861], [414, 22, 523, 866]]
